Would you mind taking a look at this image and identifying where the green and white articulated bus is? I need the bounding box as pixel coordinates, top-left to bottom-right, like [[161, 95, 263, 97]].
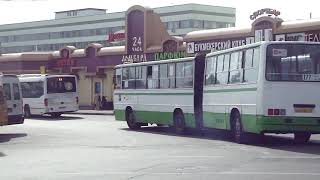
[[114, 41, 320, 143]]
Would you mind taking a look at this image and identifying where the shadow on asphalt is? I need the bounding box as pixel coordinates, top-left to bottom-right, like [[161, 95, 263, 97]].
[[26, 115, 84, 121], [0, 133, 27, 143], [0, 152, 5, 157], [0, 133, 27, 157], [121, 126, 320, 155]]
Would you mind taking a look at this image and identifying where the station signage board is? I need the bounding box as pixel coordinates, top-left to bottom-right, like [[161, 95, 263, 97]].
[[250, 8, 281, 20], [56, 59, 75, 67], [108, 30, 125, 43], [275, 31, 320, 42], [187, 37, 254, 54], [154, 51, 186, 61]]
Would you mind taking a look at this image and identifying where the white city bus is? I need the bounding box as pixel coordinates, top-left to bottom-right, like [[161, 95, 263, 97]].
[[114, 57, 195, 133], [114, 41, 320, 143], [0, 74, 24, 125], [19, 74, 79, 118]]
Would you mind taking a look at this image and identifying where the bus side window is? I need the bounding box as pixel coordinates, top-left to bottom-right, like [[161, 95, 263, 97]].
[[243, 48, 258, 83], [216, 54, 229, 84], [147, 65, 159, 89], [122, 67, 136, 89], [159, 64, 169, 89], [135, 66, 147, 89], [3, 83, 11, 100], [13, 83, 21, 100], [115, 68, 122, 89], [229, 51, 243, 84], [176, 61, 193, 88], [122, 67, 129, 89], [184, 61, 193, 88], [205, 56, 216, 85], [168, 63, 175, 88]]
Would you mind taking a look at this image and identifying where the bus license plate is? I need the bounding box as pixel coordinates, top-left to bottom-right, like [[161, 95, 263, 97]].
[[294, 108, 313, 113], [59, 106, 66, 109]]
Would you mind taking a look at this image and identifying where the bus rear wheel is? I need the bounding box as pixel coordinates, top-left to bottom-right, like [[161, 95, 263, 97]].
[[174, 111, 186, 134], [231, 111, 248, 144], [126, 110, 141, 130], [24, 105, 31, 118], [294, 132, 311, 143]]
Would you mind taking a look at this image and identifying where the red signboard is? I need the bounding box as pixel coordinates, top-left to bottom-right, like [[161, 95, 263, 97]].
[[56, 59, 75, 67], [108, 31, 125, 42]]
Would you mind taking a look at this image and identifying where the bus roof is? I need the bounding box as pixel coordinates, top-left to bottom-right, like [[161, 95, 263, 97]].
[[206, 41, 320, 57], [115, 57, 194, 68], [0, 74, 18, 78], [18, 74, 76, 79], [18, 74, 76, 81]]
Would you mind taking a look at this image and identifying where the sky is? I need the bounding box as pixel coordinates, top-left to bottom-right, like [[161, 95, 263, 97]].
[[0, 0, 319, 27]]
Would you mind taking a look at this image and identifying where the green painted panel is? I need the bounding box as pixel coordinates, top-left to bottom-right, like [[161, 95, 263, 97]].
[[257, 116, 320, 133], [116, 110, 196, 128], [203, 112, 227, 130], [257, 116, 320, 125], [184, 113, 196, 128], [135, 111, 174, 125], [241, 114, 259, 133], [115, 109, 320, 133], [114, 110, 125, 121]]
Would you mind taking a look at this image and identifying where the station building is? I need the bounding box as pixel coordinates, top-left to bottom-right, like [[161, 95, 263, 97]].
[[0, 3, 236, 54], [1, 7, 320, 109]]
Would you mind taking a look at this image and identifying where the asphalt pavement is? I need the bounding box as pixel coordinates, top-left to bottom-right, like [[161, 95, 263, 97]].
[[1, 114, 320, 180]]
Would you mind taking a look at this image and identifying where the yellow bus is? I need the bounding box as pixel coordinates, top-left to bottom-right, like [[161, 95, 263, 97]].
[[0, 86, 9, 126]]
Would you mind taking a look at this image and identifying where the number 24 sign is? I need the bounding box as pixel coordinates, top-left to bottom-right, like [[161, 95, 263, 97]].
[[132, 36, 143, 52]]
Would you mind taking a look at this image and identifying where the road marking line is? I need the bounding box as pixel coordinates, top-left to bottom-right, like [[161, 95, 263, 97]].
[[168, 155, 224, 158], [60, 172, 320, 176], [260, 156, 320, 159]]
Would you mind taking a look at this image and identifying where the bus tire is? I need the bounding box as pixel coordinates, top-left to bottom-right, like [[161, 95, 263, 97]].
[[24, 105, 31, 118], [231, 111, 247, 144], [126, 109, 141, 130], [294, 132, 311, 143], [174, 111, 186, 134], [50, 112, 62, 118]]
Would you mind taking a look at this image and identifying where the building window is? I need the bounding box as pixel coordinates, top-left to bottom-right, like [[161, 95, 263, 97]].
[[216, 22, 226, 28], [180, 20, 193, 28], [204, 21, 217, 29], [167, 21, 179, 30], [193, 20, 203, 28]]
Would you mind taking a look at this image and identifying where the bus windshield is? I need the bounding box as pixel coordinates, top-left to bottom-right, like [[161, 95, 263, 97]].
[[47, 77, 76, 94], [266, 44, 320, 82]]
